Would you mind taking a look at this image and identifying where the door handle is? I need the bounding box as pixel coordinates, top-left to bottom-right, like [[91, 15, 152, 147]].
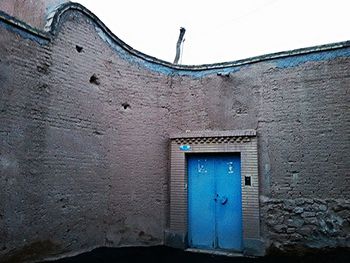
[[220, 196, 228, 205], [214, 194, 228, 205]]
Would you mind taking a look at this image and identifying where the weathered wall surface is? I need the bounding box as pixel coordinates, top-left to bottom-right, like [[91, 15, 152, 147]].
[[0, 8, 169, 262], [257, 58, 350, 250], [0, 3, 349, 262], [0, 0, 67, 29], [167, 53, 350, 251]]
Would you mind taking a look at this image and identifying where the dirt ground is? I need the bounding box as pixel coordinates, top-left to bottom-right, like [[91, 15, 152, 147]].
[[41, 246, 350, 263]]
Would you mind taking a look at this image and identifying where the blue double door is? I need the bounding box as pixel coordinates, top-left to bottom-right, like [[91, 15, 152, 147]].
[[188, 154, 242, 251]]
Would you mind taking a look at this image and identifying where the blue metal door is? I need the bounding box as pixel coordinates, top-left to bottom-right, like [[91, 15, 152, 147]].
[[188, 154, 242, 251]]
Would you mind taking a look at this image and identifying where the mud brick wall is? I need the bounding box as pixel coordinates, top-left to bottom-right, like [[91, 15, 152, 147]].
[[0, 0, 67, 29], [167, 54, 350, 251], [0, 9, 169, 262], [0, 3, 349, 261]]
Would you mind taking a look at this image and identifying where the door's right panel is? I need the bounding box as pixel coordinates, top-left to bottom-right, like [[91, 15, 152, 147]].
[[215, 155, 243, 251]]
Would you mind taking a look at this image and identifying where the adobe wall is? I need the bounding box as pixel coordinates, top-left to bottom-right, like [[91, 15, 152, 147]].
[[0, 3, 349, 261], [168, 56, 350, 252], [0, 0, 67, 29], [0, 8, 170, 262]]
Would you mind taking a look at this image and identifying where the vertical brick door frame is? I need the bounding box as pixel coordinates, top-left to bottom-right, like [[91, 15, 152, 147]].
[[167, 130, 263, 255]]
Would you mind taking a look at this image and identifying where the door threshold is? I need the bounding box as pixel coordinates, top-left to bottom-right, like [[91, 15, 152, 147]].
[[185, 248, 244, 257]]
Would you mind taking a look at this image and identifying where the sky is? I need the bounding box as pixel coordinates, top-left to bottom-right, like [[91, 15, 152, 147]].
[[75, 0, 350, 65]]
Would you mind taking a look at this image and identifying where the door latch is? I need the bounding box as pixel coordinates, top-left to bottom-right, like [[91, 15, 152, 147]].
[[220, 196, 228, 205], [214, 194, 228, 205]]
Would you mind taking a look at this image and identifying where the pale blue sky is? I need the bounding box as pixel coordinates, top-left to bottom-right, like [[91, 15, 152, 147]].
[[76, 0, 350, 65]]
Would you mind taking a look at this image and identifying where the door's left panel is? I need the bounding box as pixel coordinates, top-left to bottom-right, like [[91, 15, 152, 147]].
[[187, 155, 216, 249]]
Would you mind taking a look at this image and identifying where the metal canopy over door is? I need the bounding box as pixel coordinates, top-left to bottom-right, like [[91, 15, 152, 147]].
[[188, 153, 242, 251]]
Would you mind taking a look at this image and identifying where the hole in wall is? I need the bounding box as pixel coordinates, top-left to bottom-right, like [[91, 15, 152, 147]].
[[89, 74, 100, 85], [93, 130, 103, 136], [122, 103, 130, 110], [37, 64, 50, 73], [76, 45, 83, 53], [217, 72, 230, 77]]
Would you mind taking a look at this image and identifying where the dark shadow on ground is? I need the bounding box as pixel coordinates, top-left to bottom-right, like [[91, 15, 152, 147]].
[[41, 246, 350, 263]]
